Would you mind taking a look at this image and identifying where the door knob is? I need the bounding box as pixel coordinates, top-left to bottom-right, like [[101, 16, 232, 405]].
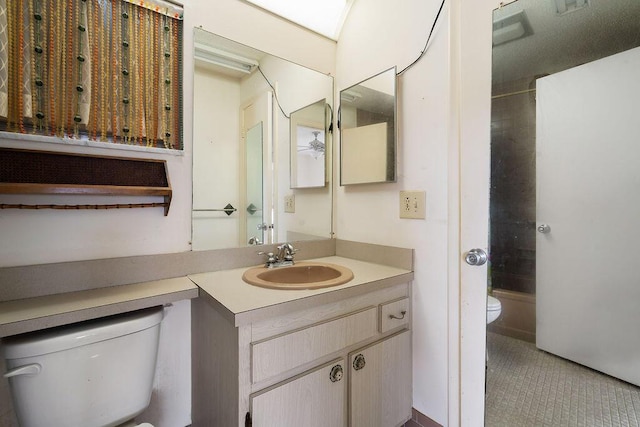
[[537, 224, 551, 234], [464, 248, 488, 266]]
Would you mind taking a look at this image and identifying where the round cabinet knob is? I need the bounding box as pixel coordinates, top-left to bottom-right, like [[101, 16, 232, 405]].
[[537, 224, 551, 234], [464, 248, 488, 266], [329, 364, 343, 382], [352, 354, 366, 371]]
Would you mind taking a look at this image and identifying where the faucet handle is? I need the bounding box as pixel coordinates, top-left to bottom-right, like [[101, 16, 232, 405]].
[[278, 243, 297, 260], [284, 247, 300, 261], [258, 251, 277, 266]]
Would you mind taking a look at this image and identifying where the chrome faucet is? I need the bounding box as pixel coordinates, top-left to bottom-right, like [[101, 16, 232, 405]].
[[276, 243, 295, 263], [248, 236, 262, 245], [259, 243, 297, 268]]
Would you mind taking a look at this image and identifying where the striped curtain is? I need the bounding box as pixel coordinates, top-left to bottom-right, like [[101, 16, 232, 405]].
[[0, 0, 183, 150]]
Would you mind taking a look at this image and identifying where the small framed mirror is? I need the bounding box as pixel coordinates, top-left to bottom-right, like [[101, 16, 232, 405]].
[[340, 67, 397, 185], [290, 99, 327, 188]]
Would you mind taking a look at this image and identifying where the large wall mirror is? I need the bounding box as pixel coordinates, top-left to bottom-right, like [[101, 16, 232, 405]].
[[486, 0, 640, 419], [340, 67, 397, 186], [192, 28, 334, 251]]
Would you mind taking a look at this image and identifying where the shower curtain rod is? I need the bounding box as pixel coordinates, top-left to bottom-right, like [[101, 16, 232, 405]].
[[491, 88, 536, 100]]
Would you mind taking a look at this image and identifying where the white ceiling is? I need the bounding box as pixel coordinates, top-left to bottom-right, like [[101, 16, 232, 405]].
[[492, 0, 640, 85], [242, 0, 354, 40]]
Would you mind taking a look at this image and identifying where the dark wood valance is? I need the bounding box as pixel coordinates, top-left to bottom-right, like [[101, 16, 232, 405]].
[[0, 148, 172, 215]]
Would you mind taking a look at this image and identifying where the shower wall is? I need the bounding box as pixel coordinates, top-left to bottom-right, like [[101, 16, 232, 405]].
[[489, 76, 538, 295], [489, 76, 539, 342]]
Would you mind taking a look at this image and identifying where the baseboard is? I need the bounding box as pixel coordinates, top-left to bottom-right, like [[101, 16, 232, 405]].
[[403, 407, 442, 427]]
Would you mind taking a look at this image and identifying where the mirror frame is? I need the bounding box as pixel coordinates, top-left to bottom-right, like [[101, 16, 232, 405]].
[[339, 66, 397, 186]]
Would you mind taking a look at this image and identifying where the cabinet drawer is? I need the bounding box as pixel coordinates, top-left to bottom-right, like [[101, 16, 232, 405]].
[[251, 306, 377, 384], [379, 297, 409, 333]]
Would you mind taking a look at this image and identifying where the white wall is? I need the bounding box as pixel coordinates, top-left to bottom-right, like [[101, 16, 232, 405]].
[[0, 141, 191, 267], [336, 0, 451, 424]]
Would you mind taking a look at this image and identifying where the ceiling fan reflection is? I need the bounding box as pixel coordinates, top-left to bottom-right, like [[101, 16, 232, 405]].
[[298, 131, 325, 158]]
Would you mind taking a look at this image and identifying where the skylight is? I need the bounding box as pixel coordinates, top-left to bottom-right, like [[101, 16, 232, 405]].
[[244, 0, 353, 40]]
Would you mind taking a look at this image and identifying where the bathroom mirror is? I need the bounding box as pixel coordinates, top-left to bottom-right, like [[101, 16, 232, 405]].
[[290, 99, 328, 189], [486, 0, 640, 419], [192, 28, 334, 250], [340, 67, 397, 186]]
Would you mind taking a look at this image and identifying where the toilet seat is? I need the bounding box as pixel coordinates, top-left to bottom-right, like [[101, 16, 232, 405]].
[[486, 295, 502, 325], [487, 295, 501, 312], [117, 422, 154, 427]]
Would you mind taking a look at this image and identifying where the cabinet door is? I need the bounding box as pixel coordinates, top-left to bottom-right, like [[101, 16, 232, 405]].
[[251, 359, 346, 427], [350, 330, 412, 427]]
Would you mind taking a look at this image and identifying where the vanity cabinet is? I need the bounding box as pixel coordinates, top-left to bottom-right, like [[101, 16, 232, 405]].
[[191, 282, 412, 427]]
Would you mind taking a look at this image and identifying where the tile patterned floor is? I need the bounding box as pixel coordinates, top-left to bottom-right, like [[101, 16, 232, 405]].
[[485, 332, 640, 427]]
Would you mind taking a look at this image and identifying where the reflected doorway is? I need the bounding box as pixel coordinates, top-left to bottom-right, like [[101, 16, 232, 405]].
[[241, 91, 274, 247], [245, 123, 264, 245]]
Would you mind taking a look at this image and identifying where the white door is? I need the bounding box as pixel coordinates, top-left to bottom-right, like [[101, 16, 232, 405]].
[[536, 47, 640, 386], [455, 0, 509, 424]]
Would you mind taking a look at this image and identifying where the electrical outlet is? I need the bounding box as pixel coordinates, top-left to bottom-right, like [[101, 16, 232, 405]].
[[399, 190, 426, 219], [284, 194, 295, 213]]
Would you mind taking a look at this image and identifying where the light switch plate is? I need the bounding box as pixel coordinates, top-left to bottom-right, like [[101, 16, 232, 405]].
[[284, 194, 295, 213], [400, 190, 426, 219]]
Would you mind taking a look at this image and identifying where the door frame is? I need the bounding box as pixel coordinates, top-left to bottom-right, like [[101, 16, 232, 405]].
[[449, 0, 516, 424]]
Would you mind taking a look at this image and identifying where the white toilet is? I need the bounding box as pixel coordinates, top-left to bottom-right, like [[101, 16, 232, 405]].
[[487, 295, 502, 324], [2, 306, 163, 427]]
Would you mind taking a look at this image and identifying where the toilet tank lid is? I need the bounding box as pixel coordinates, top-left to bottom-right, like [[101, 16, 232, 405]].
[[2, 306, 164, 360]]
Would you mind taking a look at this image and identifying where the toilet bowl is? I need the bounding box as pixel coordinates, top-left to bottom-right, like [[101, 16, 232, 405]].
[[2, 306, 163, 427], [118, 422, 155, 427], [118, 423, 155, 427], [118, 422, 154, 427], [487, 295, 502, 324]]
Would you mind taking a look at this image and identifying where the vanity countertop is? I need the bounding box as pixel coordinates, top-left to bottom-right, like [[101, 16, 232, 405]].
[[0, 277, 198, 338], [189, 255, 414, 326], [0, 242, 413, 337]]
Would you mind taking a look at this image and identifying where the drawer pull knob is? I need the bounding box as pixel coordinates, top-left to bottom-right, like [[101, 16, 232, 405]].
[[353, 354, 366, 371], [389, 310, 407, 320], [329, 364, 343, 382]]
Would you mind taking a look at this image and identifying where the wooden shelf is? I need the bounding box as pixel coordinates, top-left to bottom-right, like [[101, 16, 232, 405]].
[[0, 148, 172, 215]]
